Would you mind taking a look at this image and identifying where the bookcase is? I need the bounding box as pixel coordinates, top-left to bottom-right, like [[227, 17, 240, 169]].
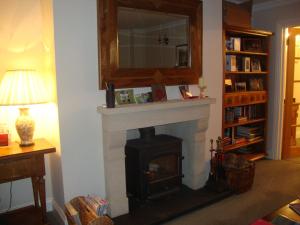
[[222, 25, 272, 161]]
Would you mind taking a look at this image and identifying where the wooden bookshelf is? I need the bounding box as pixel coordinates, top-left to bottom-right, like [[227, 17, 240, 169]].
[[222, 25, 272, 161], [226, 50, 268, 56], [242, 152, 267, 161], [224, 138, 264, 152], [224, 118, 266, 129], [225, 71, 268, 75]]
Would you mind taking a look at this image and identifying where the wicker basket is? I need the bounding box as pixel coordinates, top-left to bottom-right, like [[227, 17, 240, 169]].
[[65, 197, 114, 225], [224, 155, 255, 193]]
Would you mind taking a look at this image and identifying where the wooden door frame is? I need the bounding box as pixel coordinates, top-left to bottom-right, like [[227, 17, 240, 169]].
[[264, 19, 300, 160], [282, 27, 300, 159]]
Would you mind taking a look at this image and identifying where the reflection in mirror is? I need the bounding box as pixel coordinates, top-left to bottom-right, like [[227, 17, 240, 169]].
[[118, 7, 189, 69]]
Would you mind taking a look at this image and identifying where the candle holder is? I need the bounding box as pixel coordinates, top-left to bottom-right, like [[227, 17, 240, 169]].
[[199, 85, 207, 98]]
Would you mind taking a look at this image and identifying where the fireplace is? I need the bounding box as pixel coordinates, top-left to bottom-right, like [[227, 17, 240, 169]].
[[97, 98, 215, 217], [125, 127, 183, 210]]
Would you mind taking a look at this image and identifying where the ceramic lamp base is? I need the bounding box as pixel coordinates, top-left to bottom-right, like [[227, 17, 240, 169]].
[[16, 108, 35, 146]]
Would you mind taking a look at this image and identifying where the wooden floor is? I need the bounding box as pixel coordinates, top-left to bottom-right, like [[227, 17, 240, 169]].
[[113, 185, 232, 225], [0, 187, 231, 225], [0, 206, 63, 225]]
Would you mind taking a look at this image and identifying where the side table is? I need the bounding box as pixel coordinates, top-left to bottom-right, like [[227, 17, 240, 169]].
[[0, 139, 56, 224]]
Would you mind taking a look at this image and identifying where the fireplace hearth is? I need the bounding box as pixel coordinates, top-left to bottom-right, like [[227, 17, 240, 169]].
[[125, 127, 183, 210]]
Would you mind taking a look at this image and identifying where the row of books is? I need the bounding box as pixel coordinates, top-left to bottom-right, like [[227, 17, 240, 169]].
[[237, 125, 263, 142], [224, 125, 263, 145], [223, 135, 261, 146], [225, 37, 263, 52], [226, 55, 263, 72], [225, 105, 264, 123]]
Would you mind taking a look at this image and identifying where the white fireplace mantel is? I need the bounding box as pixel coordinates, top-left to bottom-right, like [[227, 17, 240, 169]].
[[97, 98, 215, 217], [98, 98, 215, 131]]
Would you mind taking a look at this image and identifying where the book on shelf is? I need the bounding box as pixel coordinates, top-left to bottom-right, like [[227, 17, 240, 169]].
[[234, 107, 243, 118], [247, 136, 263, 142], [237, 125, 262, 134], [237, 131, 261, 138], [237, 134, 263, 141], [224, 128, 231, 137], [238, 116, 248, 123], [223, 136, 232, 146], [225, 105, 265, 124], [237, 125, 263, 142], [234, 137, 247, 144], [233, 38, 241, 51], [226, 37, 241, 51], [243, 57, 251, 72], [226, 55, 237, 72], [236, 146, 254, 154]]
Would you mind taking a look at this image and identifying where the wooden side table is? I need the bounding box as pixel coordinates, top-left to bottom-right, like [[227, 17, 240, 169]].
[[0, 139, 56, 224]]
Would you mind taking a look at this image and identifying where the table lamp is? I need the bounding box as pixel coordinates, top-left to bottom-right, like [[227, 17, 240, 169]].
[[0, 70, 48, 146]]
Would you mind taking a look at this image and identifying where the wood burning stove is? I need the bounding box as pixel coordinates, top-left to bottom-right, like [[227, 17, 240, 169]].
[[125, 128, 183, 210]]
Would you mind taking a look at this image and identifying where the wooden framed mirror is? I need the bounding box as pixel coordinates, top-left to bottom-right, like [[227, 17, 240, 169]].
[[97, 0, 202, 89]]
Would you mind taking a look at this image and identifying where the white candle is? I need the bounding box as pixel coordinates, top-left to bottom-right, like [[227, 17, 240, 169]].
[[199, 77, 205, 87]]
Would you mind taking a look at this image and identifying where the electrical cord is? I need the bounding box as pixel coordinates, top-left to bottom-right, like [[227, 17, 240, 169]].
[[5, 182, 13, 213]]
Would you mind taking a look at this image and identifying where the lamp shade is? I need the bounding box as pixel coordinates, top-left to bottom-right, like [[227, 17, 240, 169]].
[[0, 70, 48, 106]]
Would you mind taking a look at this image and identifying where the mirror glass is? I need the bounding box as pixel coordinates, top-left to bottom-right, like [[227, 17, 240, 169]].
[[118, 7, 190, 69]]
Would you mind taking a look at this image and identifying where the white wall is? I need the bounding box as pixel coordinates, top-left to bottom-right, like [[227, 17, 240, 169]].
[[202, 0, 223, 173], [53, 0, 106, 203], [252, 0, 300, 158]]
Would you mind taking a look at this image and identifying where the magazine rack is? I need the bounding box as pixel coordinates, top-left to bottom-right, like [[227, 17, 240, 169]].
[[65, 197, 114, 225]]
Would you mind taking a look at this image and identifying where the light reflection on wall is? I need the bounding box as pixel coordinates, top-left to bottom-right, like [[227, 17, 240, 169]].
[[0, 0, 59, 143], [0, 0, 62, 211]]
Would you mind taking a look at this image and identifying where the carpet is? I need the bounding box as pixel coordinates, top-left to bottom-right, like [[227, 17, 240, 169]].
[[164, 159, 300, 225]]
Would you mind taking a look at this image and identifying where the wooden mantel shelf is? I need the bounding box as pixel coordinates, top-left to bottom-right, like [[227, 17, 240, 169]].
[[97, 98, 215, 133], [97, 98, 216, 115]]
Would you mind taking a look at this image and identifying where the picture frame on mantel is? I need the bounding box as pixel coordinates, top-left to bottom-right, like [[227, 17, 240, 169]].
[[115, 89, 136, 105]]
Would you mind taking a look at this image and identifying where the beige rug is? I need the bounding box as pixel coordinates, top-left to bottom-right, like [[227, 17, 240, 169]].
[[164, 159, 300, 225]]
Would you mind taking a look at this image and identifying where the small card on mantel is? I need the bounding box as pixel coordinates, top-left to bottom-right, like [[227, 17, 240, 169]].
[[151, 84, 167, 102]]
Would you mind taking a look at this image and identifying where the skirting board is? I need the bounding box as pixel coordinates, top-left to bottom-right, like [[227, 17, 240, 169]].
[[52, 199, 68, 225]]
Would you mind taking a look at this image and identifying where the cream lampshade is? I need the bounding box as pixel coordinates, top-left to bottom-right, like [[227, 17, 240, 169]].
[[0, 70, 48, 146]]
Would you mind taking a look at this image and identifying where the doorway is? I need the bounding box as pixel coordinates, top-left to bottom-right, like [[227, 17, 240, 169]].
[[282, 27, 300, 159]]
